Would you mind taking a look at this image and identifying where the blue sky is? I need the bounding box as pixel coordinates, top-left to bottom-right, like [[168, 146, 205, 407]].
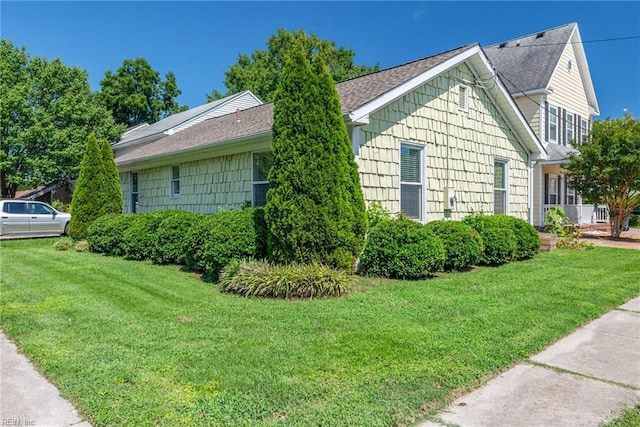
[[2, 1, 639, 120]]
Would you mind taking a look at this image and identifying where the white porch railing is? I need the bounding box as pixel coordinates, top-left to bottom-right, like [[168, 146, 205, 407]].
[[543, 205, 609, 224]]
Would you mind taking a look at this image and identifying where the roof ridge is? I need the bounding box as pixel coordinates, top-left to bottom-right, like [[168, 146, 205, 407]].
[[336, 43, 476, 85], [486, 22, 576, 48]]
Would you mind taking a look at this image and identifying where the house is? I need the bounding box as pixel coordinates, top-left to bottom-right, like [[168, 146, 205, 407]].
[[113, 90, 262, 212], [485, 23, 604, 227], [114, 44, 547, 223], [14, 181, 74, 205]]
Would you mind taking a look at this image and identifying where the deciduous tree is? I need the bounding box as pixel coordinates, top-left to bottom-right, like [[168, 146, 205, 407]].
[[208, 28, 378, 103], [99, 58, 187, 127], [0, 40, 122, 198], [265, 43, 367, 270], [565, 113, 640, 237]]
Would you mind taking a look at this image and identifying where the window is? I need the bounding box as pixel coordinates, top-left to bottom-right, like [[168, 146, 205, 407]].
[[2, 202, 27, 214], [548, 105, 558, 142], [566, 184, 576, 205], [29, 203, 53, 215], [566, 112, 574, 145], [170, 166, 180, 197], [548, 174, 558, 205], [580, 118, 589, 142], [494, 160, 508, 214], [131, 172, 139, 213], [252, 151, 273, 207], [400, 144, 423, 220], [458, 85, 469, 112]]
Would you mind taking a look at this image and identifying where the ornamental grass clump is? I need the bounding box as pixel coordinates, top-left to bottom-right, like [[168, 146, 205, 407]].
[[220, 259, 349, 299], [425, 220, 483, 271], [357, 216, 445, 279]]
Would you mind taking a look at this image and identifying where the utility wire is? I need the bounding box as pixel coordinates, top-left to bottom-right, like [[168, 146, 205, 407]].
[[495, 35, 640, 48]]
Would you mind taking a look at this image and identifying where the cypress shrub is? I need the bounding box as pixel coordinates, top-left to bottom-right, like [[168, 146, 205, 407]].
[[185, 208, 267, 279], [87, 213, 136, 256], [121, 211, 166, 261], [68, 133, 107, 240], [425, 220, 483, 271], [150, 210, 201, 265], [98, 137, 123, 217], [357, 217, 445, 279], [265, 46, 367, 271]]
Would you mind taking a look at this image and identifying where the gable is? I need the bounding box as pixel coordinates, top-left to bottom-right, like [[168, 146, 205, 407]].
[[547, 41, 591, 118]]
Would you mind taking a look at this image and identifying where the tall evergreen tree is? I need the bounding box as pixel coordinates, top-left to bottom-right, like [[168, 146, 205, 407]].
[[99, 137, 123, 217], [68, 133, 107, 240], [265, 45, 367, 270]]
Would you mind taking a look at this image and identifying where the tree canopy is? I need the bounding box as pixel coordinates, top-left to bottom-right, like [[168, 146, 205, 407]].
[[0, 39, 122, 198], [99, 58, 187, 127], [265, 43, 367, 270], [207, 28, 379, 103], [564, 113, 640, 237]]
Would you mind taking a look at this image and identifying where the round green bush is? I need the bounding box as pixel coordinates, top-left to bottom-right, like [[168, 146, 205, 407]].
[[185, 208, 268, 279], [501, 215, 540, 260], [87, 214, 136, 256], [357, 217, 445, 279], [121, 211, 167, 261], [463, 213, 517, 265], [150, 210, 202, 265], [425, 220, 483, 271]]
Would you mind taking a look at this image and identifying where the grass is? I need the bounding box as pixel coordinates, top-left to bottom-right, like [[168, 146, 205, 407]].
[[604, 403, 640, 427], [1, 238, 639, 426]]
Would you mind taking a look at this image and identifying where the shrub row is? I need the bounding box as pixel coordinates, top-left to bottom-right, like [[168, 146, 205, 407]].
[[357, 213, 540, 279], [87, 208, 266, 280]]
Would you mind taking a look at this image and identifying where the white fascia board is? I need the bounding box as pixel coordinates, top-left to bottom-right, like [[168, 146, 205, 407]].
[[571, 26, 600, 116], [471, 50, 548, 160], [347, 45, 480, 123], [115, 131, 272, 172]]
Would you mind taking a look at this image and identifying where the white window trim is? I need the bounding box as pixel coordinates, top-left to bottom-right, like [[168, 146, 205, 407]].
[[548, 173, 558, 205], [169, 165, 180, 198], [494, 159, 509, 215], [458, 84, 469, 112], [580, 117, 589, 142], [566, 112, 575, 145], [130, 172, 139, 213], [399, 141, 426, 222], [548, 104, 558, 143], [252, 151, 271, 207]]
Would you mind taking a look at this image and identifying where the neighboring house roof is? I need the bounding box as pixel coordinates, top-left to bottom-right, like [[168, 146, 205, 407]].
[[485, 22, 599, 116], [540, 142, 578, 165], [14, 182, 62, 200], [112, 90, 262, 149], [116, 44, 546, 167]]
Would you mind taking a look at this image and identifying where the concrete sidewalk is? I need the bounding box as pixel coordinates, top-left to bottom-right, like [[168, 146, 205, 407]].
[[0, 332, 91, 427], [422, 296, 640, 427]]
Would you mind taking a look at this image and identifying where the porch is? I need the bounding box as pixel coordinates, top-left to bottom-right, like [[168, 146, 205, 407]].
[[542, 204, 609, 225]]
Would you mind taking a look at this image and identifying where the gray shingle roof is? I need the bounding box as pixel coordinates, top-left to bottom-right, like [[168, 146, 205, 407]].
[[543, 141, 578, 163], [113, 91, 260, 147], [484, 23, 576, 94], [115, 45, 475, 165]]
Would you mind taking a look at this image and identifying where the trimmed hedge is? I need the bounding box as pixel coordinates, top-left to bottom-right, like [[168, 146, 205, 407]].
[[425, 220, 483, 271], [503, 215, 540, 260], [122, 211, 167, 261], [220, 259, 349, 299], [357, 217, 445, 279], [185, 208, 268, 279], [150, 210, 202, 265], [462, 213, 518, 265], [87, 214, 136, 256]]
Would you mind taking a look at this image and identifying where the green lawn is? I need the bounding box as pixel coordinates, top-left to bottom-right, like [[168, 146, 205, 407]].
[[1, 239, 639, 426]]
